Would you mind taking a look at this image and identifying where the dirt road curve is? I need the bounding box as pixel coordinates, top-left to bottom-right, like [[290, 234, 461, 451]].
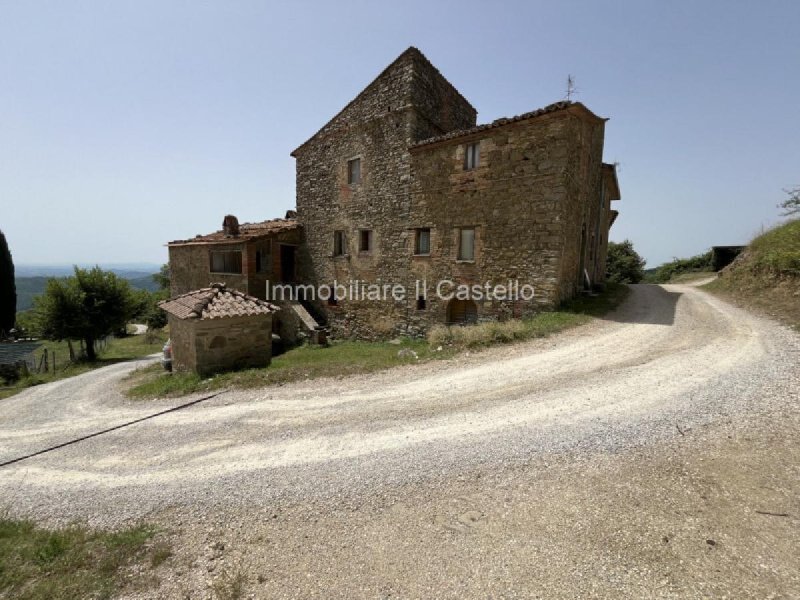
[[1, 283, 798, 599]]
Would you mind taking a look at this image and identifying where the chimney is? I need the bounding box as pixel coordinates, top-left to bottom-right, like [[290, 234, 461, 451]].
[[222, 215, 240, 237]]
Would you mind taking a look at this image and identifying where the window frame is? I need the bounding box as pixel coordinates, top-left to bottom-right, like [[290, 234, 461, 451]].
[[347, 157, 362, 185], [464, 142, 480, 171], [255, 248, 270, 274], [358, 229, 373, 254], [209, 250, 243, 274], [414, 228, 431, 256], [333, 230, 346, 257], [457, 227, 476, 262]]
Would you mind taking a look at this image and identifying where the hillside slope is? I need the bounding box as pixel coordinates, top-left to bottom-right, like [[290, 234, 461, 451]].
[[705, 219, 800, 328], [15, 272, 159, 311]]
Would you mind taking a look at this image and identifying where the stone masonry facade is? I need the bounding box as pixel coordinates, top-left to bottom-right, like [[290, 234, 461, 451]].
[[291, 47, 620, 339], [166, 47, 621, 341]]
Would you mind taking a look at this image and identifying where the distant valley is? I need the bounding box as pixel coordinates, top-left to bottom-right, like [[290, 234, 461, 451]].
[[14, 264, 162, 311]]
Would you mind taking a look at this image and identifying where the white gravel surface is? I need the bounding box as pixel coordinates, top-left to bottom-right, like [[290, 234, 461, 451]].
[[0, 283, 798, 598]]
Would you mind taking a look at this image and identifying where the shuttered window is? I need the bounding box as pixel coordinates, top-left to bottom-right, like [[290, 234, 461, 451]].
[[458, 227, 475, 261], [464, 142, 480, 170], [347, 158, 361, 184], [415, 228, 431, 255], [210, 251, 242, 274], [333, 231, 346, 256]]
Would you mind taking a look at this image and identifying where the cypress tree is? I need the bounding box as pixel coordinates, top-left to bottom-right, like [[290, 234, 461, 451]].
[[0, 230, 16, 334]]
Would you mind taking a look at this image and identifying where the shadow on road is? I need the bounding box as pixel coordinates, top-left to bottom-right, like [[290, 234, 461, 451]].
[[599, 284, 681, 326]]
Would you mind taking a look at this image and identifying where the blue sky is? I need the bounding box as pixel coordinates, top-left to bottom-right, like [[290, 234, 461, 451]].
[[1, 0, 798, 268]]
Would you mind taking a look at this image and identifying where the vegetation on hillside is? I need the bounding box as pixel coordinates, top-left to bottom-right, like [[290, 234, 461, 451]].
[[606, 240, 646, 283], [15, 271, 159, 312], [0, 230, 15, 335], [705, 219, 800, 329], [645, 250, 714, 283]]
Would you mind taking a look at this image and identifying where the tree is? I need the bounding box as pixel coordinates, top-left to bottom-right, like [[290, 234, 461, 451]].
[[606, 240, 646, 284], [34, 266, 138, 361], [0, 230, 16, 335], [153, 263, 170, 290], [779, 186, 800, 216]]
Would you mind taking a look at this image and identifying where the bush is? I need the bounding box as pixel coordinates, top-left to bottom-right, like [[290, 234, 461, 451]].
[[606, 240, 646, 284]]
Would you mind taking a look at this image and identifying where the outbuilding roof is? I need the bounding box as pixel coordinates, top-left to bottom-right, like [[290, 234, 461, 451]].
[[159, 283, 279, 320], [168, 218, 300, 247]]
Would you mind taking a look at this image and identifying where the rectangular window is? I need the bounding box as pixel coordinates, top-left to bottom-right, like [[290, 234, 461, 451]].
[[255, 249, 270, 273], [458, 227, 475, 261], [210, 250, 242, 274], [359, 229, 372, 253], [464, 142, 480, 170], [415, 228, 431, 255], [333, 230, 346, 256], [347, 158, 361, 184]]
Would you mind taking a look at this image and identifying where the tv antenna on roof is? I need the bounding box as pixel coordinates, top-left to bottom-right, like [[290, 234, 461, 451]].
[[565, 74, 578, 101]]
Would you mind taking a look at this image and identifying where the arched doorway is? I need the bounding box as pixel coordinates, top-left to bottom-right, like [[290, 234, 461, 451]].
[[446, 299, 478, 325]]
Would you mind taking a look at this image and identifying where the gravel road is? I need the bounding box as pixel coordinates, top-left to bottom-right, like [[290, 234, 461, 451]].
[[0, 283, 798, 598]]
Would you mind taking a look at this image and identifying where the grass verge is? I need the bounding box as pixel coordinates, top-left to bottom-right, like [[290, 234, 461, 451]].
[[0, 515, 169, 599], [0, 331, 168, 401], [126, 283, 629, 399], [428, 282, 628, 349]]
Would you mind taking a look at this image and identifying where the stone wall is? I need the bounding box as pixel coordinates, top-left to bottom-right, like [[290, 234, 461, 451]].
[[170, 314, 273, 377], [169, 228, 302, 300], [556, 112, 607, 297], [407, 109, 598, 331], [293, 48, 476, 339], [168, 315, 197, 374]]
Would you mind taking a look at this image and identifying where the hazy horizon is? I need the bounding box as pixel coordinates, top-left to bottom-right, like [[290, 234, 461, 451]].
[[2, 1, 798, 269]]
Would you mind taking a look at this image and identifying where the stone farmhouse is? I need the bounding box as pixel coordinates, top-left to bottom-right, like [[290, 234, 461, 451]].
[[168, 47, 620, 341]]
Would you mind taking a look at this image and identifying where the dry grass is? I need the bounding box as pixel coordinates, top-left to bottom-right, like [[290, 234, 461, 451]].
[[429, 283, 629, 350], [704, 219, 800, 329]]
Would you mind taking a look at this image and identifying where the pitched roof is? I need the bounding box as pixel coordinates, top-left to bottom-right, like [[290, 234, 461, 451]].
[[290, 47, 476, 157], [409, 101, 604, 149], [159, 283, 279, 320], [168, 218, 300, 246]]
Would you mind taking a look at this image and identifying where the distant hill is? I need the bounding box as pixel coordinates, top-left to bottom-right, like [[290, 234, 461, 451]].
[[14, 267, 161, 311], [15, 263, 161, 278]]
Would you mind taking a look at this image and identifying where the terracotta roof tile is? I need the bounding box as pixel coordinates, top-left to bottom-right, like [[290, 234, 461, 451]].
[[410, 101, 602, 149], [168, 218, 300, 246], [159, 283, 279, 320]]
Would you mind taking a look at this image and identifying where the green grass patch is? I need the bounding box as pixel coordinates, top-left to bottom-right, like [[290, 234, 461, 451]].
[[126, 337, 441, 399], [126, 283, 629, 399], [746, 219, 800, 275], [0, 331, 168, 401], [0, 516, 169, 599]]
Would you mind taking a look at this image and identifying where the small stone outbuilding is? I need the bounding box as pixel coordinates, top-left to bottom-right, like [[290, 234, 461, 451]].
[[159, 283, 279, 376]]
